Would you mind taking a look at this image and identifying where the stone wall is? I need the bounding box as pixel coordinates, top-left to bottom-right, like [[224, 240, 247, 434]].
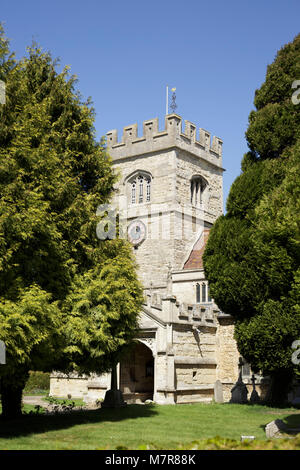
[[215, 315, 240, 385], [176, 389, 213, 404], [50, 374, 88, 398], [175, 364, 216, 388], [176, 149, 223, 223], [173, 327, 216, 361], [171, 269, 206, 304]]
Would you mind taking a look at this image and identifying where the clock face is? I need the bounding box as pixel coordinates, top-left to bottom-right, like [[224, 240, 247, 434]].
[[127, 220, 146, 246]]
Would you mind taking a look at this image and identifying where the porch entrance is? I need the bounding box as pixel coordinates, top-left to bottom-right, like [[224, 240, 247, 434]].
[[120, 341, 154, 403]]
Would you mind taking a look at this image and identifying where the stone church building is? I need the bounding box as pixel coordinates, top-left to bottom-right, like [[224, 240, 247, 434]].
[[50, 114, 268, 404]]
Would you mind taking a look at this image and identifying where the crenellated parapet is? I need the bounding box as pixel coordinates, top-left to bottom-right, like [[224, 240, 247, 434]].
[[106, 114, 223, 168], [177, 302, 217, 325]]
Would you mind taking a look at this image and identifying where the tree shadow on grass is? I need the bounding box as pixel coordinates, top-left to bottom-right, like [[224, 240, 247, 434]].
[[221, 401, 300, 412], [259, 413, 300, 440], [283, 414, 300, 429], [0, 404, 158, 439]]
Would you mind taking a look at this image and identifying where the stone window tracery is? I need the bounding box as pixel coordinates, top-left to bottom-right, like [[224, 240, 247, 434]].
[[196, 281, 212, 304], [131, 181, 136, 204], [146, 178, 151, 202], [207, 285, 211, 302], [201, 283, 206, 303], [196, 283, 200, 303], [138, 176, 144, 203], [128, 172, 152, 204]]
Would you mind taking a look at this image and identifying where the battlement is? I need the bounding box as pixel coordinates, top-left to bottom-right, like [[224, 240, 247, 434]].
[[106, 114, 223, 168]]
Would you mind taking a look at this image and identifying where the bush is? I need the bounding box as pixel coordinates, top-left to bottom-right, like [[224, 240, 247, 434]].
[[97, 436, 300, 450], [24, 371, 50, 393], [176, 436, 300, 450]]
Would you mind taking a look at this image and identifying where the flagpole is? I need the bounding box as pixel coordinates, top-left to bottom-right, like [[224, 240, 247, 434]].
[[166, 85, 168, 115]]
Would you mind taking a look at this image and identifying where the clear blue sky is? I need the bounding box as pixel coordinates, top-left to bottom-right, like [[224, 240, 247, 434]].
[[1, 0, 300, 208]]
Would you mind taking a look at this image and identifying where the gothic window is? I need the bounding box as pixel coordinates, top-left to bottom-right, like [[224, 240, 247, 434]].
[[196, 282, 212, 304], [146, 178, 151, 202], [196, 283, 200, 303], [207, 285, 211, 302], [131, 181, 136, 204], [190, 175, 208, 207], [195, 180, 200, 205], [128, 172, 152, 205], [138, 176, 144, 203], [201, 283, 206, 303]]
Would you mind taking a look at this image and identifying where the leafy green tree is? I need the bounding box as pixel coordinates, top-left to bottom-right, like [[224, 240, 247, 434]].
[[0, 28, 143, 418], [0, 24, 15, 82], [203, 34, 300, 404]]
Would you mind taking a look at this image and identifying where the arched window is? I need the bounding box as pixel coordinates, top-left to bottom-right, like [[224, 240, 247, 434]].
[[190, 175, 208, 207], [201, 283, 206, 303], [146, 178, 151, 202], [138, 176, 144, 203], [131, 181, 136, 204], [127, 171, 152, 205], [196, 283, 200, 303], [196, 281, 212, 304], [207, 285, 211, 302]]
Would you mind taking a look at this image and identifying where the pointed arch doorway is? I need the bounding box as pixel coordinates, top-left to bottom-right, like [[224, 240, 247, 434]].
[[119, 340, 154, 403]]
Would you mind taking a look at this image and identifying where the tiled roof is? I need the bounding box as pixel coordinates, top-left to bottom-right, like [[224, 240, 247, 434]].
[[183, 229, 210, 270]]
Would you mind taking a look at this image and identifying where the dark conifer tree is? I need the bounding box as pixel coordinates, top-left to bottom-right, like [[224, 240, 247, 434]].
[[0, 26, 143, 418], [203, 34, 300, 405]]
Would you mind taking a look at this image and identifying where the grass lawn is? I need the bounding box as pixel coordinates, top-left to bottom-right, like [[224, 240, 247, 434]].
[[0, 402, 300, 450]]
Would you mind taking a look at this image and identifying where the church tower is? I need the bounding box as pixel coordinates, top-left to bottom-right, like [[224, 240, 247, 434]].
[[107, 114, 223, 295], [103, 115, 240, 405], [50, 114, 245, 404]]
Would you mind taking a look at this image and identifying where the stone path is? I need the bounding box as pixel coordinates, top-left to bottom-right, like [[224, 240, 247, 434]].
[[23, 395, 48, 407]]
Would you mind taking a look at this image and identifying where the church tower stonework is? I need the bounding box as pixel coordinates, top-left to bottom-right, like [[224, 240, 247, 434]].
[[50, 115, 267, 404]]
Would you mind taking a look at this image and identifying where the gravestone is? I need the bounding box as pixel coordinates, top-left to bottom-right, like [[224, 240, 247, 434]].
[[250, 374, 260, 403], [265, 419, 300, 439], [214, 380, 224, 403], [230, 358, 248, 404]]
